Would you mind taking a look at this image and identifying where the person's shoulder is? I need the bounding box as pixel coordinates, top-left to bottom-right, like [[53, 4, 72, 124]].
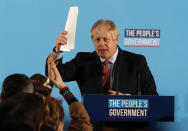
[[120, 49, 145, 60], [75, 51, 97, 60], [119, 49, 147, 68]]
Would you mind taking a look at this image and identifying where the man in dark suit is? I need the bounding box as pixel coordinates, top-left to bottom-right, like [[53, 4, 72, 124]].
[[46, 19, 158, 131], [46, 19, 158, 96]]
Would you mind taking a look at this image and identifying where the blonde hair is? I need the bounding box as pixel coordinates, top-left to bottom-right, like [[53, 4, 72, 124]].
[[90, 19, 119, 40]]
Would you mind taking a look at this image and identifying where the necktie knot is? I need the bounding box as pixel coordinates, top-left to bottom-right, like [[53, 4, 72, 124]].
[[104, 59, 109, 65]]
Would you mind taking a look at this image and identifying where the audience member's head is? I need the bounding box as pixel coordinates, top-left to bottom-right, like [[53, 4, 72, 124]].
[[0, 93, 45, 131], [0, 120, 34, 131], [30, 73, 47, 94], [41, 96, 64, 131], [1, 73, 33, 101]]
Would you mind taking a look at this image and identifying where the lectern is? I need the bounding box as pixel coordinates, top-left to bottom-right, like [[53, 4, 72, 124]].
[[83, 95, 174, 122]]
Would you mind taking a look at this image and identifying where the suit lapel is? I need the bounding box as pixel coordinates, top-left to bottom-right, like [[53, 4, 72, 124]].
[[112, 47, 128, 91], [93, 52, 104, 93]]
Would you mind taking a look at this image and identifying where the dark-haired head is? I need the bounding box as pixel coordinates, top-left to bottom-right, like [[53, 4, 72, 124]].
[[1, 73, 33, 101], [30, 73, 47, 94], [0, 93, 45, 131]]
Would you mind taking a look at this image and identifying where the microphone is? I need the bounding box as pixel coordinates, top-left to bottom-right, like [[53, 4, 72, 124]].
[[111, 62, 119, 95], [113, 72, 119, 95], [137, 71, 141, 96]]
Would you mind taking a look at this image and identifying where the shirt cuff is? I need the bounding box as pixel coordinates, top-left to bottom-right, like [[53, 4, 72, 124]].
[[60, 86, 78, 105], [52, 47, 63, 60]]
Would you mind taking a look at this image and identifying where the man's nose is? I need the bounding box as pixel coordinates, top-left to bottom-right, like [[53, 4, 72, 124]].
[[99, 39, 106, 46]]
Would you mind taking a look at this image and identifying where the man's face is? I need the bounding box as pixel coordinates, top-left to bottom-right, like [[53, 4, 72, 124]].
[[92, 31, 118, 59]]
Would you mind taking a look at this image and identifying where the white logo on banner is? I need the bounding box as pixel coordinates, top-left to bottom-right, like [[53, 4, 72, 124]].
[[124, 29, 160, 47]]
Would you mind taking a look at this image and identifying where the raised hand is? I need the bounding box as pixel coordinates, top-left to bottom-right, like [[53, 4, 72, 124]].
[[48, 54, 66, 90], [55, 30, 68, 52]]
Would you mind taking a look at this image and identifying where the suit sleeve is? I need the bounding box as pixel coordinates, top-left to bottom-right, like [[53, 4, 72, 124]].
[[139, 55, 158, 95], [59, 87, 93, 131]]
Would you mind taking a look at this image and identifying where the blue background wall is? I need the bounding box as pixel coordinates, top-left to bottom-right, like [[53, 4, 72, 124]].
[[0, 0, 188, 130]]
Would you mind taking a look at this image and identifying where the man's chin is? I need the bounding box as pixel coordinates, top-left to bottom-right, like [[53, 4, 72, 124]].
[[98, 54, 108, 59], [96, 51, 110, 58]]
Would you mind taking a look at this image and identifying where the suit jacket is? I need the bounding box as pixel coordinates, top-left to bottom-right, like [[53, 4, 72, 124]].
[[46, 47, 158, 95]]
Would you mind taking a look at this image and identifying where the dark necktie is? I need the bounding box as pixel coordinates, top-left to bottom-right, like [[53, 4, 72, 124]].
[[102, 59, 110, 87]]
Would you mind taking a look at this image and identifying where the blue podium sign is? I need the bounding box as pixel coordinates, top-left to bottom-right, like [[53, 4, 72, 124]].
[[83, 95, 174, 122]]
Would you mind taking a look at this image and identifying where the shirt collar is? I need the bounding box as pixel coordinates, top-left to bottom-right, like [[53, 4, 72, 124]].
[[100, 47, 119, 64]]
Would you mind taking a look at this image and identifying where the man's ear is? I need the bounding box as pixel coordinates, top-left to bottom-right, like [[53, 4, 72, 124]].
[[114, 35, 119, 45], [116, 35, 119, 41]]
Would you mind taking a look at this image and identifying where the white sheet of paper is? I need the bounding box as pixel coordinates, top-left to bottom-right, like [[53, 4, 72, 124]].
[[60, 6, 79, 51]]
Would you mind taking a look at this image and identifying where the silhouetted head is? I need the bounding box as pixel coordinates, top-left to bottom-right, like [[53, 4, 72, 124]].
[[1, 73, 33, 101], [0, 93, 45, 131]]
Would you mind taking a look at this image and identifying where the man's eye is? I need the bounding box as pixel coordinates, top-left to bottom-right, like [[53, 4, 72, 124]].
[[103, 38, 109, 42], [96, 38, 100, 41], [103, 38, 107, 42]]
